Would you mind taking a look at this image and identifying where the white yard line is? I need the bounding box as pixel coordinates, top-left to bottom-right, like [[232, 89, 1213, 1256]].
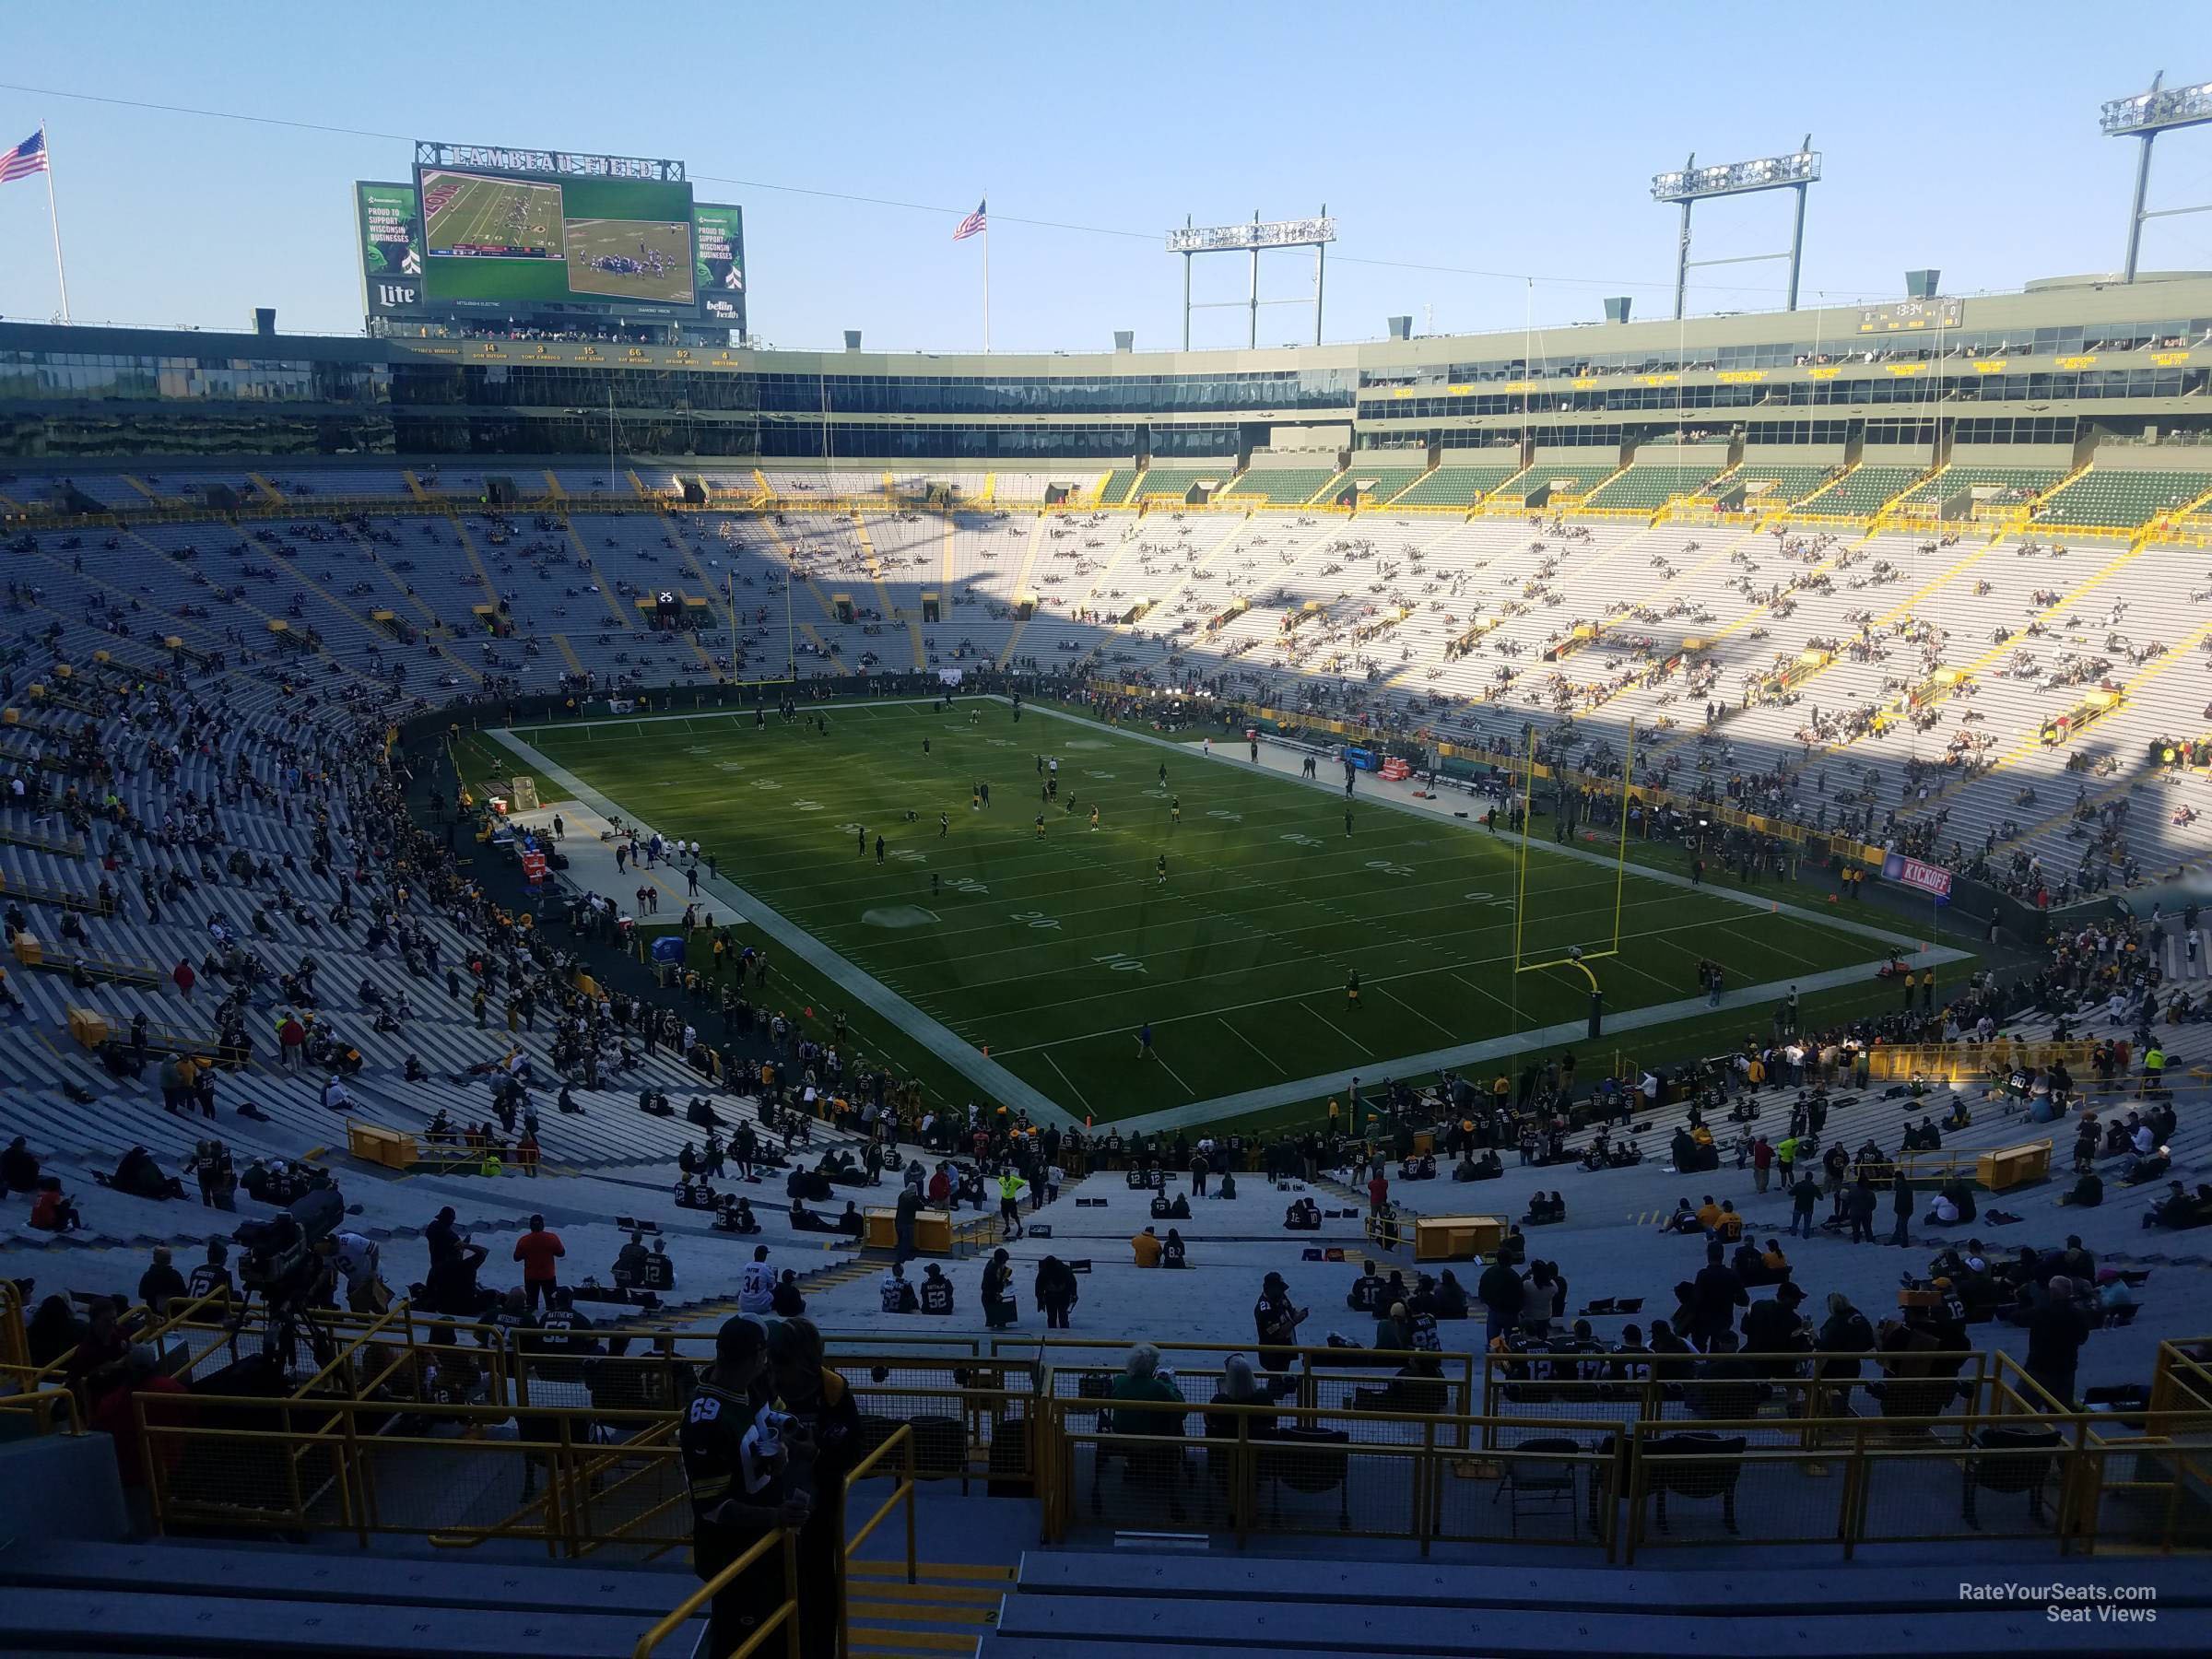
[[1217, 1018, 1289, 1075], [1376, 982, 1456, 1040], [1152, 1050, 1196, 1097], [1042, 1052, 1093, 1116], [1300, 1002, 1374, 1057]]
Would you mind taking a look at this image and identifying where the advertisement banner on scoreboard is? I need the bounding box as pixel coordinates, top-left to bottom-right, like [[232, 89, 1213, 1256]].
[[356, 181, 427, 317], [1883, 852, 1953, 900], [693, 203, 746, 333]]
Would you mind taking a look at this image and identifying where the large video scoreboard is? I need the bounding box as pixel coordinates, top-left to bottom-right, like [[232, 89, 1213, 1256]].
[[357, 141, 744, 335]]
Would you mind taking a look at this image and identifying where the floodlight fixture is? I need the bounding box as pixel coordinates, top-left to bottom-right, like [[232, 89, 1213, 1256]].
[[1648, 140, 1820, 319], [2102, 73, 2212, 282], [1168, 211, 1336, 348]]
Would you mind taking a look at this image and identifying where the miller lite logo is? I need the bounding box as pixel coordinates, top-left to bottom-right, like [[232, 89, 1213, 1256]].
[[376, 281, 419, 309]]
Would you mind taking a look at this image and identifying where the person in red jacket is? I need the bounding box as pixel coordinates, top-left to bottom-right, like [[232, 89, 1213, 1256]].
[[29, 1178, 82, 1232], [89, 1347, 190, 1535], [1367, 1171, 1389, 1216], [276, 1013, 306, 1071], [171, 959, 196, 999], [513, 1215, 565, 1310]]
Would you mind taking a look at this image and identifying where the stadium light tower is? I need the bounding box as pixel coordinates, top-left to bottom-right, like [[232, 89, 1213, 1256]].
[[1167, 210, 1336, 349], [2100, 72, 2212, 282], [1650, 140, 1820, 321]]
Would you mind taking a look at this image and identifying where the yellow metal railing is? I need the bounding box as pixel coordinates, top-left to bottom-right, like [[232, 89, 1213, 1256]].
[[631, 1528, 800, 1659], [0, 1385, 82, 1435], [839, 1423, 919, 1655]]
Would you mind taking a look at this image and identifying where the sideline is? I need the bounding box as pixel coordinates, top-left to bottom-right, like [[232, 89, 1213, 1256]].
[[487, 724, 1080, 1128]]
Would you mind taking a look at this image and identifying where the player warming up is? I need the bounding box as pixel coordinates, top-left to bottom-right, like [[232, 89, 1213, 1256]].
[[1346, 968, 1361, 1009], [1034, 812, 1046, 841], [1089, 805, 1100, 832], [1155, 853, 1168, 887]]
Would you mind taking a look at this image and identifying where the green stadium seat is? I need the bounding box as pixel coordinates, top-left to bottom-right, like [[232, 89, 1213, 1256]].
[[1339, 465, 1429, 506], [1896, 465, 2064, 509], [1500, 465, 1610, 502], [1583, 464, 1722, 512], [1099, 468, 1140, 505], [1799, 464, 1921, 517], [1710, 465, 1835, 507], [2033, 468, 2212, 530], [1392, 463, 1523, 508], [1132, 465, 1234, 500], [1221, 468, 1338, 504]]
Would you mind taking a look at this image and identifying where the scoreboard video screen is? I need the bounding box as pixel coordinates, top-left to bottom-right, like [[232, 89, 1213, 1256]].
[[418, 153, 695, 311], [359, 145, 745, 332]]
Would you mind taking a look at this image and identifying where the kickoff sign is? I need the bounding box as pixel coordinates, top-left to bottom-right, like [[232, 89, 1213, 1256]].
[[1883, 852, 1951, 900]]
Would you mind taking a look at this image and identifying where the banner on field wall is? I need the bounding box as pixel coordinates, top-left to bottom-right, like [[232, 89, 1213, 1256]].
[[1884, 852, 1953, 900], [937, 668, 964, 687], [606, 698, 636, 714]]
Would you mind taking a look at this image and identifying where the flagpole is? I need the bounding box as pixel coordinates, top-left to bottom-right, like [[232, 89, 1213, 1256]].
[[41, 124, 70, 324], [981, 196, 991, 353]]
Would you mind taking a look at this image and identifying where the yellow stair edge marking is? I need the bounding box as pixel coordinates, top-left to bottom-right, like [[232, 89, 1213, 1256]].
[[845, 1627, 984, 1653], [248, 473, 284, 506], [543, 469, 566, 500], [1971, 607, 2212, 791], [847, 1599, 996, 1623], [560, 513, 636, 627], [850, 1561, 1014, 1582], [626, 468, 650, 499], [849, 1581, 1006, 1605], [552, 634, 587, 677], [994, 513, 1050, 669], [404, 469, 430, 502]]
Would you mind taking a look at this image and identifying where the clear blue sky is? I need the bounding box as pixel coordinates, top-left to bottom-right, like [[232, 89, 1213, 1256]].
[[1, 1, 2207, 351]]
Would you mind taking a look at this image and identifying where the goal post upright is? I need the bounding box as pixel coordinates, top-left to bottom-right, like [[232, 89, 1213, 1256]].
[[1507, 723, 1621, 1040], [1511, 724, 1535, 976], [1611, 715, 1635, 957]]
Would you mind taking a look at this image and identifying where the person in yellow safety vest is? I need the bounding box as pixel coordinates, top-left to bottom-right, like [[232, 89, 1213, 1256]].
[[996, 1171, 1025, 1240], [2142, 1044, 2166, 1096]]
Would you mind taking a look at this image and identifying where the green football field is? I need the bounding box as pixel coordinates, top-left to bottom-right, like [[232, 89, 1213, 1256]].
[[510, 700, 1897, 1121]]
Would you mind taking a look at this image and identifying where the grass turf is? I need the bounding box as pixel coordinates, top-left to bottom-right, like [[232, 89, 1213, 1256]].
[[506, 699, 1904, 1122]]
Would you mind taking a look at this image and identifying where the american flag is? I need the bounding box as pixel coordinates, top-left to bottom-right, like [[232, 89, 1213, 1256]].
[[0, 128, 47, 185], [952, 198, 986, 241]]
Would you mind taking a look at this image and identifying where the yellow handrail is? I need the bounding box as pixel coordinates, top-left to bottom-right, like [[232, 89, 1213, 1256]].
[[840, 1423, 919, 1656], [632, 1528, 800, 1659], [22, 1288, 237, 1394], [0, 1386, 83, 1435]]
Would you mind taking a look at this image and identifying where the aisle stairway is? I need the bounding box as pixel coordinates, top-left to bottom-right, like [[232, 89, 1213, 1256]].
[[850, 1559, 1011, 1655]]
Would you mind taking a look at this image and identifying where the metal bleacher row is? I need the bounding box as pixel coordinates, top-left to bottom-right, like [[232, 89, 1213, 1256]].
[[8, 446, 2212, 913]]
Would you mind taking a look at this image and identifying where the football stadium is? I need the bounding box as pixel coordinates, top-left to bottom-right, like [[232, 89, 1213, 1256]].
[[3, 41, 2212, 1659]]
